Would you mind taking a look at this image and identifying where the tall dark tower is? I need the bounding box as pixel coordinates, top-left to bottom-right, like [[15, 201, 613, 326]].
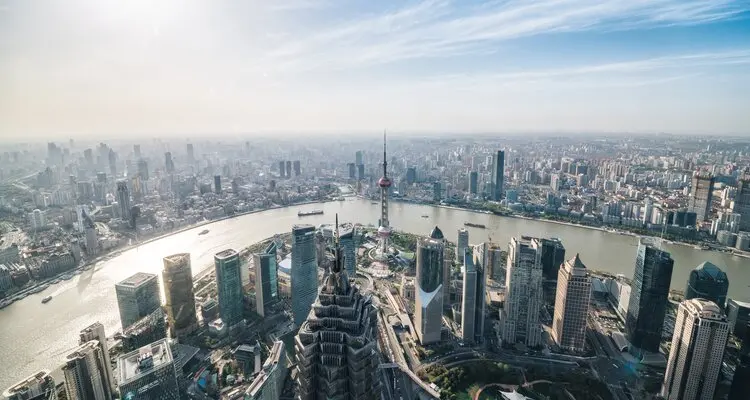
[[729, 321, 750, 400], [376, 131, 392, 257], [294, 215, 380, 399]]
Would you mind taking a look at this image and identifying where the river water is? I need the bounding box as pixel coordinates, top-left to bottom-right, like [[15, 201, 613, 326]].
[[2, 198, 748, 389]]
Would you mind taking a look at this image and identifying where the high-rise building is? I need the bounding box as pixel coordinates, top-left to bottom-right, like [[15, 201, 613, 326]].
[[376, 133, 392, 257], [162, 253, 198, 337], [468, 171, 478, 194], [253, 242, 279, 317], [108, 149, 117, 176], [291, 225, 317, 326], [115, 181, 130, 222], [79, 323, 114, 395], [339, 223, 357, 276], [285, 161, 292, 178], [727, 298, 750, 337], [137, 159, 149, 181], [357, 164, 365, 181], [115, 272, 160, 330], [626, 240, 674, 354], [490, 150, 505, 201], [278, 161, 285, 178], [245, 341, 288, 400], [63, 340, 111, 400], [294, 221, 380, 399], [3, 370, 57, 400], [461, 249, 485, 344], [729, 321, 750, 400], [661, 299, 729, 400], [531, 237, 566, 282], [213, 175, 221, 194], [735, 174, 750, 231], [214, 249, 243, 327], [502, 237, 543, 347], [355, 150, 363, 166], [293, 160, 301, 176], [456, 228, 469, 264], [164, 152, 174, 173], [120, 308, 167, 353], [684, 261, 728, 307], [415, 234, 445, 344], [186, 143, 194, 164], [117, 339, 180, 400], [133, 144, 141, 160], [347, 163, 356, 179], [688, 173, 715, 222], [552, 254, 592, 353]]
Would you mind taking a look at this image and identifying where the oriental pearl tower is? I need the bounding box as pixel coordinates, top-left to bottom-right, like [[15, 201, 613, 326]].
[[377, 131, 392, 258]]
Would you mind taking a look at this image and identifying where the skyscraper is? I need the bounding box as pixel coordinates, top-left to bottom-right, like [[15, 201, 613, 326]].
[[278, 161, 285, 178], [117, 339, 180, 400], [376, 132, 392, 257], [164, 152, 174, 173], [531, 237, 566, 282], [347, 163, 356, 179], [456, 228, 469, 264], [461, 248, 485, 344], [626, 240, 674, 354], [291, 224, 318, 326], [468, 171, 478, 194], [214, 249, 243, 327], [108, 149, 117, 177], [355, 150, 363, 166], [415, 235, 445, 344], [688, 173, 715, 222], [115, 181, 130, 222], [63, 341, 111, 400], [661, 299, 729, 400], [734, 174, 750, 232], [490, 150, 505, 201], [253, 242, 278, 317], [79, 322, 114, 395], [245, 341, 288, 400], [729, 321, 750, 400], [3, 370, 57, 400], [502, 237, 543, 347], [293, 160, 300, 176], [137, 159, 149, 181], [115, 272, 160, 330], [552, 254, 592, 353], [133, 144, 141, 160], [162, 253, 198, 337], [214, 175, 221, 194], [294, 217, 380, 400], [684, 261, 728, 307], [339, 223, 357, 276], [186, 143, 194, 164]]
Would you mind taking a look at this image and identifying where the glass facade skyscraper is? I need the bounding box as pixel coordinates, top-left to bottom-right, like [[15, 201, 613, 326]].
[[490, 150, 505, 201], [684, 261, 728, 307], [214, 249, 243, 327], [115, 273, 160, 330], [626, 241, 674, 354], [291, 225, 318, 327], [253, 242, 279, 317], [162, 253, 197, 337], [415, 235, 445, 344]]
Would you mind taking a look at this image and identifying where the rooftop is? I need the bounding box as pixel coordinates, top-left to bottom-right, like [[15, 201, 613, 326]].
[[163, 253, 190, 267], [3, 370, 54, 398], [118, 338, 174, 384], [117, 272, 157, 288], [215, 249, 238, 259], [566, 253, 587, 270], [692, 261, 727, 281], [429, 226, 444, 240]]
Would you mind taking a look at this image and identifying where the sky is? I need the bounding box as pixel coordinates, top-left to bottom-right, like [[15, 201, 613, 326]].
[[1, 0, 749, 139]]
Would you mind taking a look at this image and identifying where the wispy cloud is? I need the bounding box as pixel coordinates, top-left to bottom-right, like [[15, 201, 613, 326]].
[[264, 0, 750, 72], [268, 0, 332, 12]]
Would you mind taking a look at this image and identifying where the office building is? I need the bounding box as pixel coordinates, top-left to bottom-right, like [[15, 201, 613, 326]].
[[117, 339, 180, 400], [461, 248, 485, 344], [456, 228, 469, 264], [186, 143, 194, 164], [162, 253, 198, 337], [469, 171, 478, 194], [688, 173, 715, 222], [729, 321, 750, 400], [502, 237, 543, 347], [245, 341, 288, 400], [339, 223, 357, 276], [133, 144, 141, 160], [661, 299, 729, 400], [108, 149, 117, 176], [3, 370, 57, 400], [293, 160, 301, 176], [120, 308, 167, 353], [234, 343, 262, 377], [294, 224, 380, 399], [357, 164, 365, 181], [490, 150, 505, 201], [415, 235, 445, 344], [253, 242, 279, 317], [214, 175, 221, 194], [727, 298, 750, 336], [214, 249, 243, 327], [137, 159, 149, 181], [735, 174, 750, 231], [115, 181, 130, 222], [79, 322, 114, 395], [278, 161, 285, 178], [684, 261, 728, 307], [63, 340, 111, 400], [355, 150, 363, 166], [164, 152, 174, 173], [626, 240, 674, 354], [347, 163, 356, 179], [530, 237, 566, 281], [552, 254, 592, 353], [115, 272, 160, 330], [285, 161, 292, 178], [291, 224, 317, 326]]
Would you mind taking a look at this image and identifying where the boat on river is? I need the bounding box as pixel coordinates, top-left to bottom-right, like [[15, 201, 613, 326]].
[[464, 222, 486, 229], [41, 296, 52, 304], [198, 229, 210, 235], [298, 210, 324, 217]]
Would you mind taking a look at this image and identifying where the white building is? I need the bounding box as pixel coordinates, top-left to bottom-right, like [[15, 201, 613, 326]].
[[552, 254, 592, 353], [502, 237, 543, 347], [661, 298, 729, 400], [29, 209, 47, 231]]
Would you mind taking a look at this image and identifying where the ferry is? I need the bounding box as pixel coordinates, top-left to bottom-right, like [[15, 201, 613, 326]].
[[298, 210, 324, 217], [41, 296, 53, 304], [464, 222, 487, 229], [198, 229, 210, 236]]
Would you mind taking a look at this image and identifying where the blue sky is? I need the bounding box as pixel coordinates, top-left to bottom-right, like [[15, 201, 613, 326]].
[[0, 0, 749, 138]]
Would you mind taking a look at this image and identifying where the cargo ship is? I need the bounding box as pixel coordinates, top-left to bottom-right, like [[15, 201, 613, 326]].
[[298, 210, 324, 217], [41, 296, 53, 304], [464, 222, 486, 229]]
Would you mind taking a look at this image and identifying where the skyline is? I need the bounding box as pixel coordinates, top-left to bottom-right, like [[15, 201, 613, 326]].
[[1, 0, 750, 138]]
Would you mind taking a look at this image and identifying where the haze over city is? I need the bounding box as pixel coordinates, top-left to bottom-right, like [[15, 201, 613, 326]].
[[1, 0, 750, 138]]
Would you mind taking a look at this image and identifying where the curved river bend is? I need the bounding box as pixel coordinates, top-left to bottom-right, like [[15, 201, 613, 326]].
[[2, 199, 749, 389]]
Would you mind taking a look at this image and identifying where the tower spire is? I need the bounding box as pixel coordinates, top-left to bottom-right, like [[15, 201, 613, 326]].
[[383, 130, 388, 178]]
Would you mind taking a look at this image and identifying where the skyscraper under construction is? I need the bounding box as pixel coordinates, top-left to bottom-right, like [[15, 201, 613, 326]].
[[294, 216, 380, 400]]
